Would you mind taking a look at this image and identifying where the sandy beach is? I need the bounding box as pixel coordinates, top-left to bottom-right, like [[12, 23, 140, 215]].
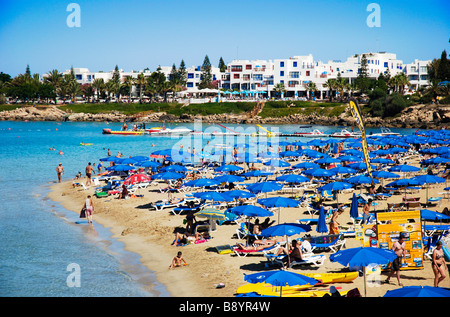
[[47, 155, 450, 298]]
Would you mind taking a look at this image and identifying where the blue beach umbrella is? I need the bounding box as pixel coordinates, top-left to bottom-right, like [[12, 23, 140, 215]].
[[349, 193, 359, 219], [119, 158, 137, 165], [160, 165, 188, 173], [244, 270, 318, 297], [276, 174, 310, 184], [328, 166, 357, 175], [247, 181, 283, 194], [345, 175, 379, 185], [135, 161, 161, 168], [371, 171, 400, 179], [293, 162, 320, 170], [105, 164, 134, 172], [264, 159, 291, 167], [261, 223, 311, 237], [229, 205, 273, 217], [214, 164, 243, 173], [226, 190, 256, 200], [338, 155, 363, 162], [315, 157, 341, 165], [347, 162, 377, 171], [330, 246, 397, 296], [316, 206, 328, 234], [242, 170, 273, 177], [100, 156, 123, 163], [371, 158, 395, 164], [183, 178, 219, 188], [214, 174, 245, 183], [258, 196, 300, 208], [152, 171, 185, 180], [420, 209, 450, 221], [383, 286, 450, 297], [130, 156, 149, 162], [302, 168, 335, 178], [388, 164, 420, 173], [193, 191, 233, 202], [279, 151, 301, 158], [258, 197, 300, 223]]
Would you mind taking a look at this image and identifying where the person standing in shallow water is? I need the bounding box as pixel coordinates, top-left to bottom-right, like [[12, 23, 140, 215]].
[[85, 195, 94, 224], [56, 163, 64, 183]]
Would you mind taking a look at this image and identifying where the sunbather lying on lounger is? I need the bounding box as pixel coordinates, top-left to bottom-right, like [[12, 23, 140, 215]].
[[171, 231, 210, 246]]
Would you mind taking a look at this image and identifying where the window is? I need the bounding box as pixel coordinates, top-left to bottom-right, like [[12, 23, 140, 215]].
[[253, 74, 263, 81], [243, 74, 250, 81], [280, 61, 284, 67], [76, 74, 82, 80], [187, 73, 194, 79], [420, 66, 427, 73], [234, 74, 240, 79], [231, 65, 242, 72], [293, 61, 297, 67], [280, 71, 284, 77], [384, 62, 388, 67], [246, 64, 252, 70], [289, 71, 299, 78], [306, 71, 310, 76], [187, 82, 194, 87]]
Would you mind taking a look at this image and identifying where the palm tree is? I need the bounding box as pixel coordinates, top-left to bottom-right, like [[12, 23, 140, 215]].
[[123, 76, 136, 102], [324, 78, 336, 101], [67, 80, 81, 104], [136, 73, 146, 103], [273, 83, 286, 99], [305, 82, 317, 100], [396, 73, 410, 95], [92, 78, 105, 102], [44, 69, 62, 89], [106, 79, 120, 102], [81, 84, 95, 103]]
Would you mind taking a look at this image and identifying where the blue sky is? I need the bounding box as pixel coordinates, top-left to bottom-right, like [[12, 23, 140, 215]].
[[1, 0, 449, 77]]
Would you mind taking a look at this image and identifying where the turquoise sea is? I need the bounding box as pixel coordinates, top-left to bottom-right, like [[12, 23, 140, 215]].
[[0, 120, 416, 297]]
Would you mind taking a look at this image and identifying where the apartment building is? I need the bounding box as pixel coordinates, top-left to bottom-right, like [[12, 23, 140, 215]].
[[63, 52, 431, 98]]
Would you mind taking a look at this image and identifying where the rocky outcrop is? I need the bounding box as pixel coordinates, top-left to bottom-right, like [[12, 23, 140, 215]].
[[1, 103, 449, 129]]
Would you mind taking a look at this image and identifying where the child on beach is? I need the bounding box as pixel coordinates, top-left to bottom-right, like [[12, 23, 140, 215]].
[[169, 251, 187, 269]]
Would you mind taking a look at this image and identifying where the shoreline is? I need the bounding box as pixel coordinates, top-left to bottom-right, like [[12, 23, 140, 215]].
[[47, 159, 450, 297], [1, 103, 449, 129]]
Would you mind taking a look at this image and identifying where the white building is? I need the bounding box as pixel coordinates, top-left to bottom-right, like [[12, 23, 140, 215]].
[[61, 51, 431, 99]]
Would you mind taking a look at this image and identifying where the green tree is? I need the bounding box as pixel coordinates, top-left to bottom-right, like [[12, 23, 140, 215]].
[[136, 73, 147, 103], [123, 76, 136, 102], [356, 54, 370, 93], [437, 50, 450, 82], [273, 83, 286, 99], [218, 57, 227, 72], [177, 60, 187, 86], [199, 55, 213, 89], [92, 78, 106, 101], [305, 82, 317, 100], [44, 69, 62, 89], [323, 78, 336, 101]]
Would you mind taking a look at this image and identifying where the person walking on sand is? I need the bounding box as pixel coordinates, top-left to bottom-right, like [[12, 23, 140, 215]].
[[432, 241, 447, 287], [85, 162, 95, 186], [56, 163, 64, 183], [84, 195, 94, 224], [169, 251, 187, 269], [385, 236, 406, 286]]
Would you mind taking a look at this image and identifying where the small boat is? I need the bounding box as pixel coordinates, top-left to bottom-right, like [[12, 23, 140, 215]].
[[370, 127, 400, 137], [145, 126, 166, 134], [102, 128, 144, 135], [294, 129, 324, 137], [331, 129, 362, 138]]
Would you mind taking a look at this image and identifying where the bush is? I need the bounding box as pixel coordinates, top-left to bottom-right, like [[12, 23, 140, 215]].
[[383, 93, 409, 117]]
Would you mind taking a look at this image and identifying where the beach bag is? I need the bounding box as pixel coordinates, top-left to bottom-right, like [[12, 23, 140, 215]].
[[80, 206, 86, 218]]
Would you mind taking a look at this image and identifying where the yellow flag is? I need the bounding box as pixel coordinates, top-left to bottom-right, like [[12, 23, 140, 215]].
[[349, 98, 374, 184]]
